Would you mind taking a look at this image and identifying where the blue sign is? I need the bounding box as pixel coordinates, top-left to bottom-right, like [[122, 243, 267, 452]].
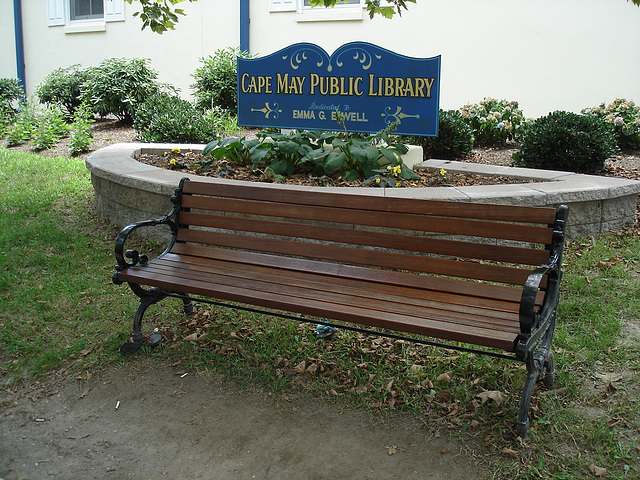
[[237, 42, 440, 137]]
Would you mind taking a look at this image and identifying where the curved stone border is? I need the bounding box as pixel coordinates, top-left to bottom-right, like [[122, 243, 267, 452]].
[[86, 143, 640, 241]]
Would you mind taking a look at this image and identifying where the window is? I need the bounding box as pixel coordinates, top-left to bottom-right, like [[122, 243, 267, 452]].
[[269, 0, 296, 12], [269, 0, 365, 21], [70, 0, 104, 21], [47, 0, 125, 29]]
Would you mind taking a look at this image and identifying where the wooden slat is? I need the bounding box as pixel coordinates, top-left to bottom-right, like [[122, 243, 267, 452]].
[[178, 211, 551, 266], [153, 254, 519, 318], [116, 267, 519, 351], [153, 255, 521, 322], [179, 195, 554, 244], [169, 243, 542, 306], [176, 228, 535, 285], [138, 260, 520, 333], [181, 181, 558, 225]]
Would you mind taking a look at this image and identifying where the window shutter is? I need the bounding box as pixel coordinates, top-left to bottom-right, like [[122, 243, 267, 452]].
[[105, 0, 125, 22], [270, 0, 295, 12], [47, 0, 65, 26]]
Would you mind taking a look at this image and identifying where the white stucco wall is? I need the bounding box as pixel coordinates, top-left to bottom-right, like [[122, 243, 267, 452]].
[[252, 0, 640, 119], [0, 3, 18, 81], [14, 1, 238, 100], [3, 1, 639, 120]]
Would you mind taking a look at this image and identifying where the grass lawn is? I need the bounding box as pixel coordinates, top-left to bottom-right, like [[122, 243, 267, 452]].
[[1, 147, 639, 479]]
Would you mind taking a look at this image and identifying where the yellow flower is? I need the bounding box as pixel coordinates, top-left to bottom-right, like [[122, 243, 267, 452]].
[[375, 178, 381, 184], [172, 147, 181, 153], [395, 181, 402, 187], [169, 158, 177, 165], [393, 165, 402, 175], [439, 168, 447, 176]]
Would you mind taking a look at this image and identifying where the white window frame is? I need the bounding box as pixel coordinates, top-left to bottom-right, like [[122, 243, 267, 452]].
[[297, 0, 364, 22], [268, 0, 365, 21], [47, 0, 125, 32], [269, 0, 296, 12]]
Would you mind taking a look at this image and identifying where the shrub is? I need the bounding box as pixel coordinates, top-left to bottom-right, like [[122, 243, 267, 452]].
[[409, 109, 474, 160], [5, 98, 39, 146], [191, 47, 248, 113], [134, 92, 218, 143], [512, 110, 618, 173], [204, 106, 240, 136], [81, 58, 166, 123], [68, 102, 95, 156], [460, 97, 527, 145], [36, 65, 89, 118], [31, 104, 70, 151], [0, 78, 24, 119], [582, 98, 640, 150]]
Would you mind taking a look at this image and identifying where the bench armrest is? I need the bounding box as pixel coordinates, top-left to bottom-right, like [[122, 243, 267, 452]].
[[514, 205, 568, 360], [113, 180, 187, 282]]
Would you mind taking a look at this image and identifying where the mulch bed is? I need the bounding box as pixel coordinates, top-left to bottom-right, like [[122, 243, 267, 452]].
[[135, 150, 540, 188]]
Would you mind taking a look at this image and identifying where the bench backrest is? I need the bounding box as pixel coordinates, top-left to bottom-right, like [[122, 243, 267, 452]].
[[170, 179, 565, 291]]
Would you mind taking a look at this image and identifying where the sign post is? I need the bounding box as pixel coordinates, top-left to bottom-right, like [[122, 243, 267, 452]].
[[237, 42, 440, 137]]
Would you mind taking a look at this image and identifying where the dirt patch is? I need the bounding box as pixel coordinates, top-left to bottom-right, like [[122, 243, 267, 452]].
[[1, 360, 481, 480]]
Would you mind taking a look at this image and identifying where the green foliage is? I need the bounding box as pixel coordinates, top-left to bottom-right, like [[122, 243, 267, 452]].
[[125, 0, 414, 34], [512, 110, 618, 173], [191, 47, 248, 113], [68, 102, 95, 156], [80, 58, 165, 123], [204, 106, 240, 136], [203, 128, 414, 184], [409, 109, 474, 160], [0, 78, 24, 119], [460, 97, 527, 145], [582, 98, 640, 149], [134, 92, 219, 143], [5, 98, 39, 147], [30, 105, 70, 151], [125, 0, 195, 33], [4, 99, 70, 151], [36, 65, 89, 118]]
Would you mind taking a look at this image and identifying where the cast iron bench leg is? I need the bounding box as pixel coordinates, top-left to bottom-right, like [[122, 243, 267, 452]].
[[120, 286, 167, 354], [516, 324, 556, 441]]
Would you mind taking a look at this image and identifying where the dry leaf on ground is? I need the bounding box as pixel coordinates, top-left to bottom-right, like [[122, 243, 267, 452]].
[[589, 464, 607, 477]]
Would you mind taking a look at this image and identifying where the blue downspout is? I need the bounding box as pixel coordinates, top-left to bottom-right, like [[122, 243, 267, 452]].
[[13, 0, 26, 92], [240, 0, 250, 54]]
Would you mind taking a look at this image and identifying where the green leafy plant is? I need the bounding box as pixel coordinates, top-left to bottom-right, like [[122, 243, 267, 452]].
[[191, 47, 249, 113], [134, 92, 217, 143], [0, 78, 24, 119], [81, 58, 167, 123], [407, 109, 474, 160], [68, 102, 95, 156], [36, 65, 89, 118], [203, 106, 240, 136], [203, 136, 270, 170], [4, 98, 39, 147], [30, 104, 70, 151], [512, 110, 618, 173], [582, 98, 640, 149], [203, 127, 415, 185], [124, 0, 195, 33], [461, 97, 527, 145]]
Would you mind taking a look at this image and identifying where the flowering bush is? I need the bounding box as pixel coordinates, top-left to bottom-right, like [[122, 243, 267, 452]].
[[460, 98, 527, 145], [582, 98, 640, 149]]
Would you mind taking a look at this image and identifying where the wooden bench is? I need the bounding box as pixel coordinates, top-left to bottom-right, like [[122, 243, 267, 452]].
[[113, 177, 568, 440]]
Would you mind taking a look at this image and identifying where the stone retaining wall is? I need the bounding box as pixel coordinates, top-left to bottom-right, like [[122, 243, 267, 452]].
[[86, 143, 640, 242]]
